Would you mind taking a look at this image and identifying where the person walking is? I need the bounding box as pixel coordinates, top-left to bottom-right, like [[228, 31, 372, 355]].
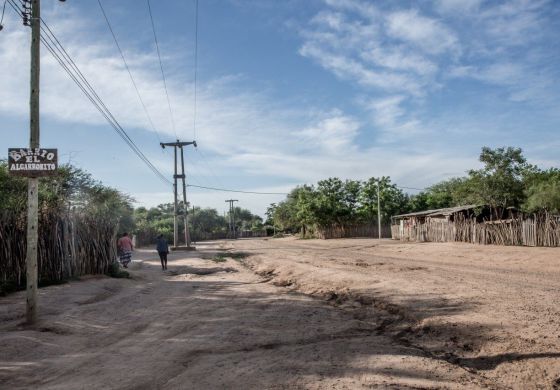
[[156, 234, 169, 270], [117, 232, 134, 268]]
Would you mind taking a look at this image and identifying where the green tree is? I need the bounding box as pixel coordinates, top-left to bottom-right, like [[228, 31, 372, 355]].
[[408, 178, 468, 212], [293, 185, 317, 236], [359, 177, 407, 223], [407, 192, 428, 212], [461, 147, 536, 218], [0, 162, 134, 225], [272, 186, 313, 233], [524, 169, 560, 213], [314, 178, 360, 227]]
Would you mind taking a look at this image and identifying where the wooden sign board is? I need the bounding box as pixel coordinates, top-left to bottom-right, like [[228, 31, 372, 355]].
[[8, 148, 58, 177]]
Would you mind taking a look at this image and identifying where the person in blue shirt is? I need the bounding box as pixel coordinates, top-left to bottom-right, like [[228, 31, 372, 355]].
[[156, 234, 169, 270]]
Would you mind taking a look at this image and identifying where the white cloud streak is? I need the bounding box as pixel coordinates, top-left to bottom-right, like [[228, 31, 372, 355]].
[[385, 10, 459, 55]]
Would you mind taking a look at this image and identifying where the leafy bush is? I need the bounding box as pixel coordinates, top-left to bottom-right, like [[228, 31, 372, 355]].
[[107, 262, 130, 279]]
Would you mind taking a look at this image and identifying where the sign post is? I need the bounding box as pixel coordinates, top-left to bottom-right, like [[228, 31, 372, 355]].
[[26, 0, 41, 325], [8, 147, 57, 324]]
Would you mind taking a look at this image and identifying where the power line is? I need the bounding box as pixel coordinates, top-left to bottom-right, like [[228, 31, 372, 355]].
[[194, 147, 227, 189], [187, 184, 288, 195], [37, 21, 170, 184], [41, 25, 171, 184], [187, 183, 425, 196], [146, 0, 177, 139], [40, 30, 170, 185], [398, 186, 426, 191], [0, 0, 7, 28], [5, 0, 172, 186], [97, 0, 163, 145], [182, 152, 208, 187]]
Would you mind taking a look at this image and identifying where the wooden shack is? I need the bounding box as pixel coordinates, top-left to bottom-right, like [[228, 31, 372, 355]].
[[391, 205, 559, 247], [391, 205, 492, 242]]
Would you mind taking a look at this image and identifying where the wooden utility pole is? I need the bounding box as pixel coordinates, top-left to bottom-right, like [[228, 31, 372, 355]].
[[191, 205, 195, 244], [171, 146, 178, 246], [225, 199, 238, 239], [161, 140, 196, 248], [180, 147, 190, 246], [24, 0, 40, 325], [377, 181, 381, 240]]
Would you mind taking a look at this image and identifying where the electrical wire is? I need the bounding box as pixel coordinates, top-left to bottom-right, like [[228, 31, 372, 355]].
[[97, 0, 164, 145], [182, 153, 208, 187], [187, 184, 288, 195], [194, 147, 227, 189], [6, 0, 172, 186], [0, 0, 7, 27], [41, 31, 171, 185], [146, 0, 177, 139], [38, 24, 170, 185], [187, 182, 424, 197], [398, 186, 425, 191]]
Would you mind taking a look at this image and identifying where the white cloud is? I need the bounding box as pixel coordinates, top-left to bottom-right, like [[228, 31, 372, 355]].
[[365, 96, 429, 142], [299, 42, 423, 95], [369, 96, 406, 127], [298, 112, 361, 153], [434, 0, 483, 14], [298, 4, 453, 100], [385, 10, 459, 55], [476, 63, 524, 86], [447, 65, 476, 78], [323, 0, 379, 20], [361, 45, 438, 76], [478, 0, 550, 47]]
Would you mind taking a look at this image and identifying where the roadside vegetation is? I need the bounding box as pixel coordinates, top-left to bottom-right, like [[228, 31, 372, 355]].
[[0, 162, 134, 293], [134, 204, 264, 245], [268, 146, 560, 236]]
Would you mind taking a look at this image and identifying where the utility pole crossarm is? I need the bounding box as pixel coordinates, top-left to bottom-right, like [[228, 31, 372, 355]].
[[160, 140, 197, 148]]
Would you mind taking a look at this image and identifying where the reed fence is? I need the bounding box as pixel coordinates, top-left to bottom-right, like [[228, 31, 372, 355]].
[[317, 223, 392, 240], [0, 210, 118, 290], [238, 230, 267, 238], [392, 214, 560, 247]]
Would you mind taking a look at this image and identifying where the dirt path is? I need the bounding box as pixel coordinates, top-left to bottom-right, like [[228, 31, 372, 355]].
[[230, 237, 560, 389], [0, 238, 558, 389]]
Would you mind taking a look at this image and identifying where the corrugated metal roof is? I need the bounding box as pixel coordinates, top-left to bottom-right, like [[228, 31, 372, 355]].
[[392, 205, 480, 219]]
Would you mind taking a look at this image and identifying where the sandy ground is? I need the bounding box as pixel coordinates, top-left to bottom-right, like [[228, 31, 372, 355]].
[[0, 238, 559, 389]]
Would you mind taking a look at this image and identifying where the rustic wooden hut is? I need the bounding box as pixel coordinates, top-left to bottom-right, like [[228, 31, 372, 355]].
[[391, 205, 486, 242], [391, 205, 559, 247]]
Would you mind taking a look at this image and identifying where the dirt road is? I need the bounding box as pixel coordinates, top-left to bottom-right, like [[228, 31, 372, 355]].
[[1, 238, 559, 389]]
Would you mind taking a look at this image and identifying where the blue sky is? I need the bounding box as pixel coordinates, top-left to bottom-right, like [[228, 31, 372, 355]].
[[1, 0, 559, 217]]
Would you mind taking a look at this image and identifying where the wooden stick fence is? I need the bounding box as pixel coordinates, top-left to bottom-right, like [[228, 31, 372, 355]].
[[392, 214, 560, 247], [317, 223, 392, 240], [0, 210, 118, 290]]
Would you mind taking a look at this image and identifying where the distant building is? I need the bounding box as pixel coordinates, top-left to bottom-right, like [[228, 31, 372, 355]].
[[391, 205, 524, 244]]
